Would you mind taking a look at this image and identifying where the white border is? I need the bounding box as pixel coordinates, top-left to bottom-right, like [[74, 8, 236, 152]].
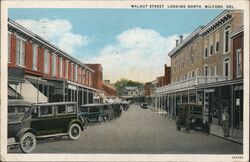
[[1, 0, 249, 162]]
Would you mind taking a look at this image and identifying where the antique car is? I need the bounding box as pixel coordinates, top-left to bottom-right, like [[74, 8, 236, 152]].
[[120, 101, 129, 111], [102, 104, 115, 122], [175, 103, 210, 134], [8, 100, 84, 153], [140, 103, 147, 109], [78, 104, 105, 124], [112, 103, 122, 118]]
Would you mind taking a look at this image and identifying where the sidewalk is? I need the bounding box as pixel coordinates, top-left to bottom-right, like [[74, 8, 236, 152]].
[[147, 105, 243, 145]]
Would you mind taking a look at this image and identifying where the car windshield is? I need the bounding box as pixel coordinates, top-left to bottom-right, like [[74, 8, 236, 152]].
[[8, 106, 30, 122]]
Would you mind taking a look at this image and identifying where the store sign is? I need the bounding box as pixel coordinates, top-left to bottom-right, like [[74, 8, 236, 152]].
[[68, 84, 77, 90], [205, 89, 215, 93]]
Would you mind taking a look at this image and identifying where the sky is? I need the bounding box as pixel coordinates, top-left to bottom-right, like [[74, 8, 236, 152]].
[[9, 9, 223, 83]]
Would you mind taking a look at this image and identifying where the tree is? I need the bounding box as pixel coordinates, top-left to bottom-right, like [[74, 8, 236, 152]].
[[114, 78, 143, 96]]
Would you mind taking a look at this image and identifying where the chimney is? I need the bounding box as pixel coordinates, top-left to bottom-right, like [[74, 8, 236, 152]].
[[180, 35, 183, 43], [176, 39, 179, 47]]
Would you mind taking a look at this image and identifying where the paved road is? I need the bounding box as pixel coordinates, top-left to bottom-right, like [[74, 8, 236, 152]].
[[9, 104, 243, 154]]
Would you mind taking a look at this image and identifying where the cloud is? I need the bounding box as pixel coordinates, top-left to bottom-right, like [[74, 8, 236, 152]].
[[89, 27, 188, 83], [15, 18, 88, 54]]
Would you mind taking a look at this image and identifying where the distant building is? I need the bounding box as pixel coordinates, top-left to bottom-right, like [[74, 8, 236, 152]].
[[85, 64, 117, 101]]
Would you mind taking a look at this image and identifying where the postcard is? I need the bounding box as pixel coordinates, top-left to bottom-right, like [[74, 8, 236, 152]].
[[0, 0, 249, 161]]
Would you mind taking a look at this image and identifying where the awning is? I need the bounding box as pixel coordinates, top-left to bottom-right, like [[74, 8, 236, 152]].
[[8, 67, 25, 84]]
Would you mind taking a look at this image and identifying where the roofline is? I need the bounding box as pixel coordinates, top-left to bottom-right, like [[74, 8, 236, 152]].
[[168, 26, 203, 57], [229, 25, 244, 38], [8, 18, 94, 72], [200, 10, 231, 35]]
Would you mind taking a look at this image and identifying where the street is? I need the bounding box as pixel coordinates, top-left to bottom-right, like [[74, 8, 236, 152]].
[[9, 104, 242, 154]]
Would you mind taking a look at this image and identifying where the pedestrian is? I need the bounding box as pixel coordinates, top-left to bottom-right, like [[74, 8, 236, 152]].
[[221, 109, 230, 137]]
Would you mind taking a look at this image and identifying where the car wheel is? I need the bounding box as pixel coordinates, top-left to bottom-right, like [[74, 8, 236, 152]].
[[176, 125, 181, 131], [20, 132, 36, 153], [186, 124, 190, 133], [68, 124, 81, 140], [98, 116, 103, 124], [109, 114, 114, 121]]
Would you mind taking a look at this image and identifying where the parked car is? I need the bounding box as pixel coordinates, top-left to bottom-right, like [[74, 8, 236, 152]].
[[102, 104, 114, 122], [120, 101, 129, 111], [175, 103, 210, 134], [79, 104, 105, 125], [8, 100, 84, 153], [112, 103, 122, 118], [140, 103, 147, 109]]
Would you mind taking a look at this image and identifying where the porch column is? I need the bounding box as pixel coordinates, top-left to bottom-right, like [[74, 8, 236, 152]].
[[86, 89, 89, 104], [63, 81, 65, 102]]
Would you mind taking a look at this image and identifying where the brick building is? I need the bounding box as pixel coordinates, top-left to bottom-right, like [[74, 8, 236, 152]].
[[156, 10, 244, 139], [85, 64, 117, 98], [8, 18, 100, 106]]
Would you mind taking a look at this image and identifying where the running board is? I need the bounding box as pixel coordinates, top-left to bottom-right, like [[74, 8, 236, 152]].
[[36, 133, 68, 139]]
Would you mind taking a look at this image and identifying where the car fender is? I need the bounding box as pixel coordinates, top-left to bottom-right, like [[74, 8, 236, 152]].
[[68, 119, 84, 131], [16, 128, 38, 142]]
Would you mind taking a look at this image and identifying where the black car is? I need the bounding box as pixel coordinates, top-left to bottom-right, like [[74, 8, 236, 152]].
[[140, 103, 147, 109], [120, 101, 129, 111], [102, 104, 114, 121], [78, 104, 105, 124], [112, 103, 122, 118], [8, 100, 84, 153], [176, 103, 210, 134]]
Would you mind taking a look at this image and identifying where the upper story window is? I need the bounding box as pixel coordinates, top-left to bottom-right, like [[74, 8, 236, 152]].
[[209, 35, 214, 55], [236, 49, 242, 77], [215, 32, 220, 53], [224, 25, 230, 53], [59, 57, 63, 78], [204, 39, 208, 58], [16, 37, 25, 67], [71, 63, 74, 80], [32, 45, 38, 71], [204, 65, 208, 76], [82, 69, 86, 84], [52, 54, 57, 77], [74, 64, 78, 82], [224, 58, 230, 77], [8, 33, 11, 63], [65, 60, 69, 79], [190, 46, 194, 65], [44, 50, 50, 74]]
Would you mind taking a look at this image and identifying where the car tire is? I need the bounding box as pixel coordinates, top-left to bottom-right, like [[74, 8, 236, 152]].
[[109, 114, 114, 121], [68, 124, 81, 140], [20, 132, 36, 153], [98, 116, 103, 124], [176, 125, 181, 131]]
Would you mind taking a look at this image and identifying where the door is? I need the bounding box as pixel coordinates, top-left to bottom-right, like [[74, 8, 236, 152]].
[[30, 106, 57, 136]]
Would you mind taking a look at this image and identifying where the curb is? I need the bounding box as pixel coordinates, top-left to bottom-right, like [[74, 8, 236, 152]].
[[210, 133, 243, 145]]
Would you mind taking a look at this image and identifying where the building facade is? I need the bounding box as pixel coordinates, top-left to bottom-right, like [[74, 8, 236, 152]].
[[8, 18, 98, 106], [156, 10, 244, 139]]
